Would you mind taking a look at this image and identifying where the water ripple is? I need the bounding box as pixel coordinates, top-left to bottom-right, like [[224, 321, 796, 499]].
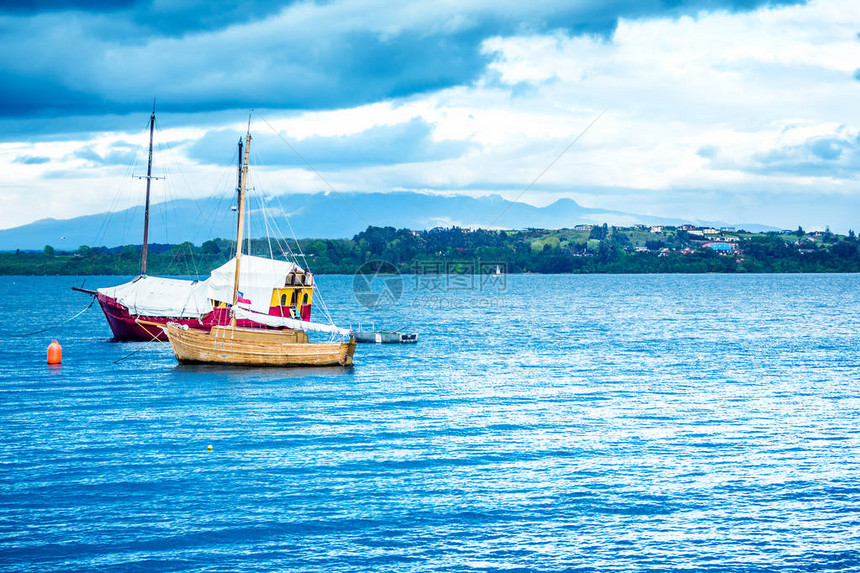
[[1, 274, 859, 571]]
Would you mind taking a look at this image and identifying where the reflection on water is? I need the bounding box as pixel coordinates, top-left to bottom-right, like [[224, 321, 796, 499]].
[[172, 362, 355, 380]]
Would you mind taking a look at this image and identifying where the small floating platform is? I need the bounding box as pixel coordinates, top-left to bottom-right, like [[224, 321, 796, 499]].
[[352, 325, 418, 344]]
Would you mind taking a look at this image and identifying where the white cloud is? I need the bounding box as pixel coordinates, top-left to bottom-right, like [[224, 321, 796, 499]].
[[442, 0, 860, 205], [3, 0, 860, 232]]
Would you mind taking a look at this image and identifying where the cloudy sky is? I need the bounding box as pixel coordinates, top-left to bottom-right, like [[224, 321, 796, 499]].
[[1, 0, 859, 233]]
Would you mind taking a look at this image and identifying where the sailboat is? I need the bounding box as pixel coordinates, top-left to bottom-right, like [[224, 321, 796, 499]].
[[78, 111, 319, 341], [160, 131, 357, 367]]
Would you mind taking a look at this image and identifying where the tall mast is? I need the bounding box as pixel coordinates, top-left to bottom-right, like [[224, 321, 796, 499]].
[[230, 133, 251, 327], [140, 109, 155, 275], [235, 136, 243, 241], [236, 138, 244, 193]]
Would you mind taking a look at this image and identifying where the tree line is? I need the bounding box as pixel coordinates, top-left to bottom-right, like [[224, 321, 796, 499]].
[[1, 225, 858, 275]]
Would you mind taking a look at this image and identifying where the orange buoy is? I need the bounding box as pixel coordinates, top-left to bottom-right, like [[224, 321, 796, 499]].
[[47, 340, 62, 364]]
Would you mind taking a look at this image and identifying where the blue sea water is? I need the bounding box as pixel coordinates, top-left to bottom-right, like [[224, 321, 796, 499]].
[[0, 273, 859, 572]]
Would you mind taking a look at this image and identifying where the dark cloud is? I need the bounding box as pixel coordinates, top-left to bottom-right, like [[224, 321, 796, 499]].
[[758, 135, 859, 175], [703, 132, 860, 177], [697, 145, 718, 158], [13, 155, 51, 164], [0, 1, 297, 36], [0, 23, 490, 122], [70, 144, 138, 166], [0, 0, 805, 124], [0, 1, 136, 13], [809, 137, 844, 160], [0, 110, 243, 143], [186, 118, 471, 169], [0, 72, 96, 117], [41, 169, 95, 179]]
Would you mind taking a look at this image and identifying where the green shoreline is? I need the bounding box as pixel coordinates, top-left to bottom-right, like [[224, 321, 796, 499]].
[[2, 225, 858, 275]]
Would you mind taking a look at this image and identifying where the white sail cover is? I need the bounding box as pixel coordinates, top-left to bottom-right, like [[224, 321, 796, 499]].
[[206, 255, 300, 314], [97, 276, 212, 318], [97, 255, 302, 317], [233, 307, 352, 336]]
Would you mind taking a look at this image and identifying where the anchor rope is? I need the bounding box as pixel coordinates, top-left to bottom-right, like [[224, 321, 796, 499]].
[[6, 295, 97, 338], [113, 329, 167, 363]]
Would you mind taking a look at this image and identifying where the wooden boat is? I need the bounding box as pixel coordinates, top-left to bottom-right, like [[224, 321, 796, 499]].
[[163, 323, 356, 366], [162, 130, 356, 367]]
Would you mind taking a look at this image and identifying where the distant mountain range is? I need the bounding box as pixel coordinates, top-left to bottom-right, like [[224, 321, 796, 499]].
[[0, 192, 778, 250]]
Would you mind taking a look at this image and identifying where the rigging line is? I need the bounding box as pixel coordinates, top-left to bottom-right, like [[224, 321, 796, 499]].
[[253, 109, 371, 227], [246, 156, 256, 248], [91, 120, 147, 251], [281, 211, 337, 327], [269, 194, 302, 260], [260, 195, 276, 260], [113, 331, 167, 364], [246, 190, 252, 257], [200, 148, 238, 263], [153, 130, 190, 277], [265, 197, 292, 255], [277, 200, 336, 325], [150, 139, 180, 275], [180, 136, 237, 254], [118, 114, 157, 250], [252, 172, 297, 263], [270, 220, 297, 262], [161, 141, 215, 247], [186, 241, 199, 277], [94, 156, 133, 247], [263, 211, 288, 259], [488, 108, 607, 228], [155, 134, 200, 278], [254, 190, 273, 260], [247, 152, 336, 326], [7, 296, 96, 337], [250, 151, 278, 261], [243, 162, 254, 257], [265, 198, 297, 261], [249, 156, 300, 264]]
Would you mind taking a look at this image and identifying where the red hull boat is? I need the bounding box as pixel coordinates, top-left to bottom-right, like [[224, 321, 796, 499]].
[[95, 254, 316, 341], [81, 112, 318, 342], [97, 291, 311, 341]]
